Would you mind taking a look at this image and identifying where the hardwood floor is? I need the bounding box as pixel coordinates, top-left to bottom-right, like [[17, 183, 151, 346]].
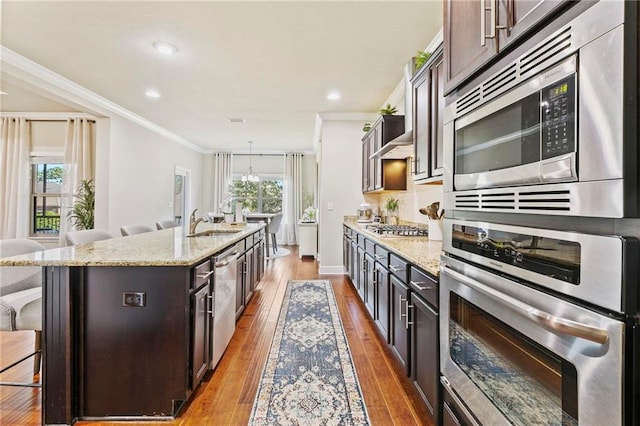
[[0, 246, 433, 425]]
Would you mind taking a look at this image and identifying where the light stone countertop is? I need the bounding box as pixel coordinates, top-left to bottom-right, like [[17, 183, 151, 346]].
[[344, 221, 442, 277], [0, 223, 265, 267]]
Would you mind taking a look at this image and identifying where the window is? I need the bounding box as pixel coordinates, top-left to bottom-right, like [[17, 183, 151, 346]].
[[31, 159, 63, 236], [229, 176, 283, 214]]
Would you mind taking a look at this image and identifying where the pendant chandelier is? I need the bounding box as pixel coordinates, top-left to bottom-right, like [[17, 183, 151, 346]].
[[242, 140, 259, 182]]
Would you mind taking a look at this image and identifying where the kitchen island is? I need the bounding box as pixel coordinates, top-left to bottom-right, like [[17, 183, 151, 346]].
[[0, 222, 265, 425]]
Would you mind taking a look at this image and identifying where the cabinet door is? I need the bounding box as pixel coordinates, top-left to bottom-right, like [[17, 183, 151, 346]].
[[372, 126, 382, 190], [444, 0, 499, 94], [413, 67, 430, 179], [364, 253, 375, 317], [501, 0, 571, 48], [430, 54, 445, 177], [374, 263, 390, 342], [192, 283, 210, 389], [362, 138, 369, 192], [357, 247, 366, 301], [350, 240, 358, 283], [343, 234, 351, 274], [390, 274, 409, 375], [235, 254, 245, 319], [245, 248, 254, 304], [411, 293, 439, 425]]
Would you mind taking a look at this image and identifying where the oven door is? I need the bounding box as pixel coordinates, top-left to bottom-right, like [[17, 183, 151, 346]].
[[440, 254, 625, 425]]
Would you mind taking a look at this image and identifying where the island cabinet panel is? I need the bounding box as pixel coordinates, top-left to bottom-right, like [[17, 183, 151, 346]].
[[80, 266, 191, 417]]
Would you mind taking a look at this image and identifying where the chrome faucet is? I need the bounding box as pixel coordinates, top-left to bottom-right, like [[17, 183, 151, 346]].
[[189, 209, 209, 234]]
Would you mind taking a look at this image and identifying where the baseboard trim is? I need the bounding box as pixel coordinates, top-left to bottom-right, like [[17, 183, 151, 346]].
[[318, 264, 346, 275]]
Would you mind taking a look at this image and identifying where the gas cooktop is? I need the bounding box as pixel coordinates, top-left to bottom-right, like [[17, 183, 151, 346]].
[[365, 224, 429, 237]]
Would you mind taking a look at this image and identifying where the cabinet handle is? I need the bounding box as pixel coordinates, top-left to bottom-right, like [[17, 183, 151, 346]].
[[196, 270, 214, 281], [389, 265, 405, 273], [410, 280, 436, 291], [481, 0, 505, 46], [406, 301, 413, 330], [374, 254, 384, 260], [399, 295, 406, 321], [361, 258, 367, 272], [207, 295, 215, 317]]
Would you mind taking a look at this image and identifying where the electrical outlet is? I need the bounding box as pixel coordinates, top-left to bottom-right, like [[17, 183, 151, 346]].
[[122, 292, 146, 307]]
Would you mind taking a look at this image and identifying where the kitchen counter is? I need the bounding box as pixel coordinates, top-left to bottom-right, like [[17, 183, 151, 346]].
[[344, 220, 442, 277], [0, 222, 264, 267], [0, 222, 265, 425]]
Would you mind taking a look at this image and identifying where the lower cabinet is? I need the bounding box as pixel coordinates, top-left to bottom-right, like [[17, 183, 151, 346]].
[[374, 262, 390, 342], [364, 252, 375, 317], [191, 281, 211, 388], [236, 252, 246, 319], [390, 274, 410, 373], [410, 292, 439, 425]]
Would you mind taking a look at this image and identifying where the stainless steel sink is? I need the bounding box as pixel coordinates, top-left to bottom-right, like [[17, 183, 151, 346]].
[[187, 229, 241, 237]]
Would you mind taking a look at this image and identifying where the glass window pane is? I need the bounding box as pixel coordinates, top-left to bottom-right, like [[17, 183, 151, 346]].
[[33, 196, 61, 235]]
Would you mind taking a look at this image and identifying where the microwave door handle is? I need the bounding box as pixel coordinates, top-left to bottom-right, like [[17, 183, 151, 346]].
[[441, 264, 609, 345]]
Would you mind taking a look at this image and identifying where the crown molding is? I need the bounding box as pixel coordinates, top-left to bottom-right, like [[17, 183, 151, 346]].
[[1, 45, 203, 153]]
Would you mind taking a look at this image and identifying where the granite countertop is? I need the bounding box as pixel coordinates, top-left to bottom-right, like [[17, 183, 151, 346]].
[[0, 223, 265, 267], [344, 221, 442, 277]]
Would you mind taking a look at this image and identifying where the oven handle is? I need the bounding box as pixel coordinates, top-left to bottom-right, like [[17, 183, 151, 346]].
[[441, 264, 610, 345]]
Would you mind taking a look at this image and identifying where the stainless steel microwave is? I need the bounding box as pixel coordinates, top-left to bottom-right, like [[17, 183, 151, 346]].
[[443, 0, 635, 218]]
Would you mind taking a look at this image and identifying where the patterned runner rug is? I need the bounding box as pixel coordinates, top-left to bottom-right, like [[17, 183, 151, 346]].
[[249, 280, 370, 425]]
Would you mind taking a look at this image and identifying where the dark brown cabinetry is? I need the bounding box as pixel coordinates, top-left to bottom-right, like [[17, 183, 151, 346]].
[[361, 115, 407, 193], [412, 46, 445, 182], [373, 245, 390, 342], [444, 0, 573, 94], [390, 273, 410, 373], [235, 233, 264, 319], [191, 276, 211, 388]]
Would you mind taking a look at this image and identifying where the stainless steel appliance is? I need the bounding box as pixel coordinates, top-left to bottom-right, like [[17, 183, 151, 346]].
[[443, 1, 637, 218], [210, 244, 238, 369], [439, 219, 639, 425], [357, 203, 377, 223], [364, 224, 428, 237]]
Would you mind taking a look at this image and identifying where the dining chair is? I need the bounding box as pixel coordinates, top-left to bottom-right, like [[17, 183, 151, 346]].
[[266, 214, 283, 253], [156, 219, 179, 230], [65, 229, 113, 246], [120, 224, 155, 236], [0, 238, 46, 384]]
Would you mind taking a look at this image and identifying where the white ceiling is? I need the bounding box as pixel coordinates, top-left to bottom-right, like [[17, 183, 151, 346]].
[[0, 1, 443, 153]]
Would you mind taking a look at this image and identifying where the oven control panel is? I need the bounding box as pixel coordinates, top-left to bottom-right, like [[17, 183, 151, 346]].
[[542, 75, 576, 160]]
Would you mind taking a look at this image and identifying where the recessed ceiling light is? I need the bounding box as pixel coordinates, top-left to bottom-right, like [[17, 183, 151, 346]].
[[327, 92, 341, 101], [145, 89, 161, 98], [228, 118, 246, 123], [152, 41, 178, 55]]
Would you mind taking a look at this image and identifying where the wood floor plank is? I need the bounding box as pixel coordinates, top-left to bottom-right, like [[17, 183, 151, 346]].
[[1, 246, 433, 425]]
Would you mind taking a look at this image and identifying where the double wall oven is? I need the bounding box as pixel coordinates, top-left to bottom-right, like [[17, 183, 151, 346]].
[[439, 219, 639, 425]]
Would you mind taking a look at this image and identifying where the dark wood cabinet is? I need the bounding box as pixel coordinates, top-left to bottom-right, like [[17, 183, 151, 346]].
[[444, 0, 573, 94], [235, 253, 245, 319], [412, 47, 444, 183], [361, 115, 407, 193], [390, 273, 410, 374], [410, 292, 439, 425], [191, 281, 210, 389], [374, 261, 390, 342], [364, 252, 375, 318]]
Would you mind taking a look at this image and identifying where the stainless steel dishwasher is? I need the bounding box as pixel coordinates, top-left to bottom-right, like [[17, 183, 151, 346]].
[[210, 244, 238, 369]]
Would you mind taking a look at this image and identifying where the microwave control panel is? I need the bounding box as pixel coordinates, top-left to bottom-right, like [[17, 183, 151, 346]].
[[541, 75, 576, 160]]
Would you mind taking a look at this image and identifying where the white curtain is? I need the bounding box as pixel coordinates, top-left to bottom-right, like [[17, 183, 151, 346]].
[[0, 117, 31, 239], [212, 152, 233, 213], [282, 153, 303, 245], [60, 118, 95, 244]]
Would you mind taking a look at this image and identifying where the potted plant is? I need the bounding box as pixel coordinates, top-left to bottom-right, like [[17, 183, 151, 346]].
[[67, 179, 95, 230], [414, 50, 432, 71], [384, 197, 399, 225], [379, 103, 398, 115]]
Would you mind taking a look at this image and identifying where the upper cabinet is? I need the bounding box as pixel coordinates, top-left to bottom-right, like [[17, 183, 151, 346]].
[[444, 0, 573, 94], [361, 115, 407, 193], [412, 46, 444, 183]]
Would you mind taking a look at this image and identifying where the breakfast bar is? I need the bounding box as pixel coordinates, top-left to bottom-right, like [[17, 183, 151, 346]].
[[0, 223, 265, 425]]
